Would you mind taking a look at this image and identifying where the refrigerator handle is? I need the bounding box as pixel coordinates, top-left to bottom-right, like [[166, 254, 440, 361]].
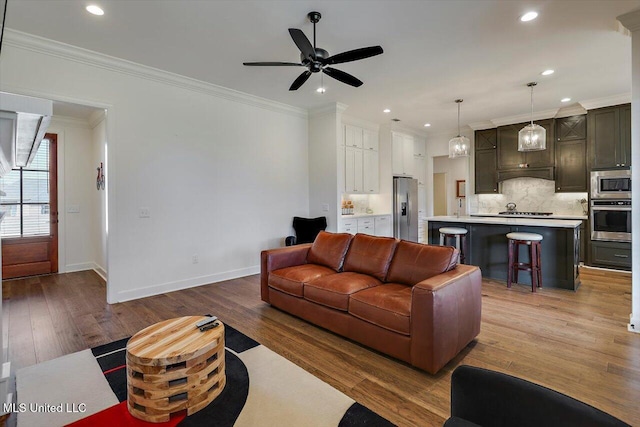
[[406, 192, 411, 226]]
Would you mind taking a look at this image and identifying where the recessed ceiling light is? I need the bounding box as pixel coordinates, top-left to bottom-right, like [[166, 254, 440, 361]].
[[520, 11, 538, 22], [424, 123, 431, 127], [541, 69, 554, 76], [561, 97, 571, 103], [86, 5, 104, 15], [316, 87, 326, 93], [383, 109, 391, 113]]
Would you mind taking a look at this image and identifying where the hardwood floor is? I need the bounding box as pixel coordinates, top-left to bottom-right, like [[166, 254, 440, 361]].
[[2, 267, 638, 426]]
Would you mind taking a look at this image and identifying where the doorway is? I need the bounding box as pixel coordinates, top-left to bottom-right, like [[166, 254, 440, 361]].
[[0, 133, 58, 279], [433, 172, 447, 216]]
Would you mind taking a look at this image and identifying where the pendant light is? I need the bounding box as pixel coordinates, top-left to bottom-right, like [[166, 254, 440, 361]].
[[449, 99, 470, 158], [518, 82, 546, 151]]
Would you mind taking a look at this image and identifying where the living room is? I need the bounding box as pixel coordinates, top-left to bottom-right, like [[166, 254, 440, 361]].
[[0, 1, 639, 426]]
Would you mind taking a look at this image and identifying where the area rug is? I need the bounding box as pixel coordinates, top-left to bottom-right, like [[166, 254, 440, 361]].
[[16, 324, 394, 427]]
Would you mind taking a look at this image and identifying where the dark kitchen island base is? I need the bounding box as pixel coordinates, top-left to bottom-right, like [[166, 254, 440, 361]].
[[428, 220, 581, 291]]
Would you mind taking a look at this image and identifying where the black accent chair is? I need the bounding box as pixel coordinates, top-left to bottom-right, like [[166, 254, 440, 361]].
[[445, 365, 629, 427], [285, 216, 327, 246]]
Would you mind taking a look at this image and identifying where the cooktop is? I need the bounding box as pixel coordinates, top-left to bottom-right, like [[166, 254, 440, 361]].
[[498, 211, 553, 216]]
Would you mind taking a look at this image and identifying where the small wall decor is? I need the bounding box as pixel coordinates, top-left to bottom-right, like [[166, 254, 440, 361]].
[[96, 162, 105, 190], [456, 180, 466, 198]]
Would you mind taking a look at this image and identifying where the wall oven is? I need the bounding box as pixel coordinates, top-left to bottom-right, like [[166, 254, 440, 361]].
[[591, 170, 631, 199], [590, 199, 631, 242]]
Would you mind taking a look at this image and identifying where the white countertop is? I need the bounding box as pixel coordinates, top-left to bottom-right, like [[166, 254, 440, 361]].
[[426, 215, 582, 228], [470, 213, 588, 220], [341, 213, 392, 219]]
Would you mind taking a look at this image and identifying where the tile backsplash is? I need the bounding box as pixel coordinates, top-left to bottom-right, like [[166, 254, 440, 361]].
[[471, 178, 587, 216]]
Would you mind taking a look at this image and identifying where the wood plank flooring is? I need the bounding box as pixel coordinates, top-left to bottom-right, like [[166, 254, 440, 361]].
[[2, 267, 638, 426]]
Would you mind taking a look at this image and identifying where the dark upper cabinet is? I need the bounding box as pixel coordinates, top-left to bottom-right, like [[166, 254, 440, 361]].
[[555, 115, 587, 192], [497, 118, 555, 171], [589, 103, 631, 169], [474, 129, 498, 194]]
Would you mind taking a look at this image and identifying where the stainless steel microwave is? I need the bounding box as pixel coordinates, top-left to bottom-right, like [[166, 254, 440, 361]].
[[591, 170, 631, 199]]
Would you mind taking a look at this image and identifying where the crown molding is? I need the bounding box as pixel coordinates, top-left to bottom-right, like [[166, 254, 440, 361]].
[[554, 104, 587, 118], [618, 8, 640, 33], [308, 102, 348, 118], [50, 115, 91, 129], [4, 29, 308, 120], [468, 121, 496, 131], [341, 114, 380, 131], [491, 108, 559, 127], [89, 109, 106, 128], [579, 93, 631, 110]]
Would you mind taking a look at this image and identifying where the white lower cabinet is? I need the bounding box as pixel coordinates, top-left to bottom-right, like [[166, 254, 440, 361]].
[[340, 214, 392, 237]]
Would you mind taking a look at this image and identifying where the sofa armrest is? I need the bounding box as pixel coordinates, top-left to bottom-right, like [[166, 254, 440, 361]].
[[410, 264, 482, 374], [260, 244, 312, 303]]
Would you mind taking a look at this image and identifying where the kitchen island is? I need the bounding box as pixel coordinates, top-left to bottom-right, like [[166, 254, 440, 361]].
[[427, 216, 581, 291]]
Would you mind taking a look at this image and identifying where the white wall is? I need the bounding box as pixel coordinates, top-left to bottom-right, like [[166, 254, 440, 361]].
[[1, 32, 309, 303], [433, 155, 468, 216]]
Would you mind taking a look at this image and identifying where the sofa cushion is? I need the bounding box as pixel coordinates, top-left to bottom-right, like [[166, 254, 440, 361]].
[[386, 241, 458, 286], [348, 284, 412, 335], [343, 234, 398, 281], [304, 272, 383, 311], [269, 264, 337, 297], [307, 231, 353, 272]]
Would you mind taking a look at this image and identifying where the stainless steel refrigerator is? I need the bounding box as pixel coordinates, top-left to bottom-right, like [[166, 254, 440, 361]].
[[393, 177, 418, 242]]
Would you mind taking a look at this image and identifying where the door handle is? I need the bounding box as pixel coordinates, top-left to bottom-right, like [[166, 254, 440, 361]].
[[613, 254, 629, 258]]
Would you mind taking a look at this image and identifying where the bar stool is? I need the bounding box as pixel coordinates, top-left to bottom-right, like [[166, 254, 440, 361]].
[[506, 232, 543, 292], [439, 227, 468, 264]]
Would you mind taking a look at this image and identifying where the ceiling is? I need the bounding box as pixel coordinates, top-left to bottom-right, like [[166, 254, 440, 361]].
[[4, 0, 640, 133]]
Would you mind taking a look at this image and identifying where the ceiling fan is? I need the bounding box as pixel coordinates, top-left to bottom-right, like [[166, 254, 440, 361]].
[[243, 11, 383, 91]]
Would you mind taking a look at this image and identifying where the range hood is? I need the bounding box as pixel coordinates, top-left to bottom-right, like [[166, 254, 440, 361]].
[[0, 92, 53, 176]]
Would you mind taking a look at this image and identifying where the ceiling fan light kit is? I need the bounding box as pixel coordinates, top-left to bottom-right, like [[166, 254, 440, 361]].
[[243, 11, 383, 91], [518, 82, 546, 152], [449, 99, 470, 158]]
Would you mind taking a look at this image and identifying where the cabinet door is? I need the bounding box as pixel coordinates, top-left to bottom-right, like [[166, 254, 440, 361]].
[[497, 123, 525, 169], [363, 129, 379, 151], [357, 218, 375, 235], [413, 155, 426, 185], [402, 135, 414, 176], [524, 119, 555, 168], [345, 146, 363, 193], [374, 215, 392, 237], [620, 104, 631, 167], [345, 124, 363, 149], [557, 115, 586, 141], [475, 128, 497, 151], [413, 139, 426, 157], [341, 219, 357, 234], [475, 149, 498, 193], [589, 107, 620, 169], [555, 139, 587, 192], [363, 149, 379, 193], [392, 133, 404, 175]]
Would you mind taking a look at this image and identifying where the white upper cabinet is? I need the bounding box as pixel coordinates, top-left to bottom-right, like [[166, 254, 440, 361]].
[[345, 124, 363, 149], [344, 124, 379, 194], [414, 139, 426, 157], [392, 132, 414, 176]]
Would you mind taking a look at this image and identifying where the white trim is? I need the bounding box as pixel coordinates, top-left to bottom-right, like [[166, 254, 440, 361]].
[[50, 115, 91, 129], [308, 102, 349, 118], [65, 262, 97, 273], [629, 315, 640, 334], [4, 29, 308, 120], [113, 265, 260, 303], [468, 121, 496, 131], [88, 109, 106, 129], [554, 104, 587, 118], [491, 108, 559, 127], [579, 93, 631, 110], [341, 114, 380, 131], [618, 9, 640, 33]]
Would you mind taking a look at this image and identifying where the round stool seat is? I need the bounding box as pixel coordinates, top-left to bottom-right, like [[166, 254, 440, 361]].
[[506, 232, 543, 242], [439, 227, 468, 235]]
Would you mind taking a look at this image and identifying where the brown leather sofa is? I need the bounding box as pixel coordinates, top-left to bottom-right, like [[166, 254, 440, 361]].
[[260, 231, 482, 374]]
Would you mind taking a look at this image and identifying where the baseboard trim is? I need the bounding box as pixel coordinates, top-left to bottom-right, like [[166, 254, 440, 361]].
[[65, 262, 96, 273], [112, 265, 260, 303]]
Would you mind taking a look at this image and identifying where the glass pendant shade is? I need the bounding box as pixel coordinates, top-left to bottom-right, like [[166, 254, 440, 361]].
[[449, 135, 470, 158], [518, 123, 546, 151], [518, 82, 546, 152], [449, 99, 470, 158]]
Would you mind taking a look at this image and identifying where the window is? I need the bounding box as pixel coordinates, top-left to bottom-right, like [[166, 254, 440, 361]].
[[0, 139, 51, 237]]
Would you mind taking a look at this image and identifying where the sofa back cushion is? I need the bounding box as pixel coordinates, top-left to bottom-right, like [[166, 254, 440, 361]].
[[386, 241, 458, 285], [343, 234, 398, 281], [307, 231, 353, 272]]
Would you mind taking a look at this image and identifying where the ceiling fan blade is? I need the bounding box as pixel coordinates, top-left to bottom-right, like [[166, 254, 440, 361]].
[[289, 70, 312, 91], [323, 67, 363, 87], [324, 46, 383, 65], [243, 62, 304, 66], [289, 28, 316, 60]]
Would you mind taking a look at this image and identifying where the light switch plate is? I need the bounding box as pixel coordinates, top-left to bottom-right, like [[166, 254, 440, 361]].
[[139, 207, 151, 218], [67, 205, 80, 213], [321, 203, 329, 212]]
